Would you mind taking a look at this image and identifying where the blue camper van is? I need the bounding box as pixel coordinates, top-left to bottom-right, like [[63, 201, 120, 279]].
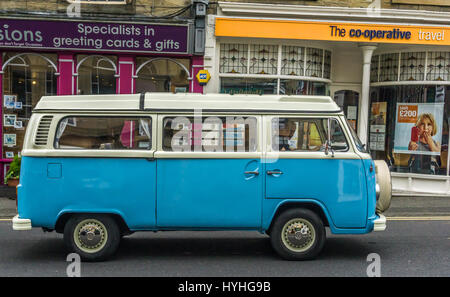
[[13, 93, 390, 261]]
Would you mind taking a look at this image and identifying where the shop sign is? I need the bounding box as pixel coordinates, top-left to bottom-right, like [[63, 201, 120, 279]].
[[196, 69, 210, 85], [216, 18, 450, 46], [0, 18, 190, 54]]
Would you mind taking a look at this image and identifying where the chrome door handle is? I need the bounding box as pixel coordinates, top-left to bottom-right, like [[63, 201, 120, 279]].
[[267, 170, 283, 175], [244, 171, 259, 176]]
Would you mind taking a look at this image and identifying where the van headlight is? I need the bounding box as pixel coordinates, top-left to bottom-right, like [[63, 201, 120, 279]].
[[375, 183, 380, 201]]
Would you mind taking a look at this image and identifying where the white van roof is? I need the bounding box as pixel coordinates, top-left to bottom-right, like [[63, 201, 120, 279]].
[[34, 93, 342, 114]]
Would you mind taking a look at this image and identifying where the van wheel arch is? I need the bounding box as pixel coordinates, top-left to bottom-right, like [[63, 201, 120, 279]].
[[266, 202, 329, 235], [55, 212, 130, 236]]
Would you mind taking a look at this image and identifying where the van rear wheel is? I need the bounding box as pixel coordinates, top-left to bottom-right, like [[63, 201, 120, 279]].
[[270, 208, 325, 260], [64, 214, 120, 262]]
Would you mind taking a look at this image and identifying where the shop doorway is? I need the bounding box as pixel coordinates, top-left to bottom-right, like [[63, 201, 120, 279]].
[[333, 90, 359, 132]]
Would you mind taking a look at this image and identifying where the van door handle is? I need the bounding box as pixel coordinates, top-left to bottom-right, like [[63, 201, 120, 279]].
[[267, 170, 283, 175], [244, 171, 259, 176]]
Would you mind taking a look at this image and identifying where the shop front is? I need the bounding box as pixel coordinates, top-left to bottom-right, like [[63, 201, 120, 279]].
[[0, 17, 203, 180], [206, 2, 450, 195]]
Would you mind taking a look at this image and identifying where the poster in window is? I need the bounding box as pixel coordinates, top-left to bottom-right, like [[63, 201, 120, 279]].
[[14, 120, 23, 129], [14, 102, 22, 110], [3, 95, 16, 109], [3, 114, 16, 127], [4, 134, 16, 146], [393, 102, 444, 156], [369, 102, 387, 151]]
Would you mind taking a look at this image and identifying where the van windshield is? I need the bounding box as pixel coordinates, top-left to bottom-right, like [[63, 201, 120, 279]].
[[345, 118, 368, 153]]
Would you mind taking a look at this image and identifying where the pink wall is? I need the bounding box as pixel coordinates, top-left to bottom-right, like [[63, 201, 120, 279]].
[[191, 56, 204, 94], [57, 54, 75, 95], [117, 56, 135, 94]]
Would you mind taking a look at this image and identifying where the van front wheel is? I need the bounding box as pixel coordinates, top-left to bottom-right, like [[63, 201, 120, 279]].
[[270, 208, 325, 260], [64, 214, 120, 262]]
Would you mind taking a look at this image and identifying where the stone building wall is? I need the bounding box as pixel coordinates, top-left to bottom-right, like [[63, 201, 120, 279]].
[[0, 0, 193, 17], [2, 0, 450, 16]]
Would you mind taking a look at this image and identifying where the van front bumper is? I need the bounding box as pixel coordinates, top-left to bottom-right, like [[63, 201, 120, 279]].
[[373, 214, 386, 231], [12, 215, 32, 231]]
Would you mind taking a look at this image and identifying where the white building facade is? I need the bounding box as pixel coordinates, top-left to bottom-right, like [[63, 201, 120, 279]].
[[203, 2, 450, 196]]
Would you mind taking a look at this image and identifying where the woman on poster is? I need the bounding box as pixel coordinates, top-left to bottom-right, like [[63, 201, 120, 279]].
[[408, 113, 441, 174]]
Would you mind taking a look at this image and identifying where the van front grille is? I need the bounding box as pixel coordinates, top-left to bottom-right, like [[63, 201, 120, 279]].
[[34, 116, 53, 146]]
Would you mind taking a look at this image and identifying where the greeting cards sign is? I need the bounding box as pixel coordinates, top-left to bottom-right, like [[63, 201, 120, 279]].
[[394, 102, 444, 156], [0, 18, 189, 54]]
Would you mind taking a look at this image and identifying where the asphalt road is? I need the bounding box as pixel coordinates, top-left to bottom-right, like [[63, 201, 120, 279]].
[[0, 219, 448, 277]]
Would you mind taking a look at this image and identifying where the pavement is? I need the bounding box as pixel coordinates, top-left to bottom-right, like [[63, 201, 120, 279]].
[[0, 184, 449, 219]]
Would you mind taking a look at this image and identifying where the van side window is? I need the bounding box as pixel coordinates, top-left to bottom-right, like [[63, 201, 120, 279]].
[[162, 116, 257, 152], [54, 117, 151, 150], [329, 119, 349, 152], [272, 118, 348, 152]]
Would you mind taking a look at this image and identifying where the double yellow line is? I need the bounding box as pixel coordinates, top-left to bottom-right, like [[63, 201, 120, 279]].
[[386, 216, 450, 221]]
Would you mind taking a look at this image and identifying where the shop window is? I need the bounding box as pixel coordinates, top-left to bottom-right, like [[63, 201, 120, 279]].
[[379, 53, 399, 82], [54, 116, 151, 150], [162, 116, 257, 152], [135, 58, 190, 93], [220, 78, 277, 95], [219, 44, 248, 74], [271, 118, 348, 152], [2, 52, 57, 159], [305, 48, 324, 78], [323, 50, 332, 80], [372, 51, 450, 84], [370, 55, 379, 83], [280, 80, 329, 96], [219, 43, 331, 95], [249, 44, 278, 75], [426, 52, 450, 81], [334, 90, 359, 131], [370, 85, 450, 176], [399, 52, 425, 81], [281, 46, 304, 76], [77, 55, 117, 95]]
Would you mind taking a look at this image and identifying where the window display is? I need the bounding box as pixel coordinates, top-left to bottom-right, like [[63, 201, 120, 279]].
[[370, 85, 450, 176], [2, 52, 57, 159]]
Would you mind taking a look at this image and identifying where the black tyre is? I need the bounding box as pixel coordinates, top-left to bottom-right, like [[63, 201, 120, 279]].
[[270, 208, 326, 260], [64, 214, 121, 262]]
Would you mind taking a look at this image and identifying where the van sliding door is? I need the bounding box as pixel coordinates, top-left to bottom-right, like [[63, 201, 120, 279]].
[[155, 114, 263, 229]]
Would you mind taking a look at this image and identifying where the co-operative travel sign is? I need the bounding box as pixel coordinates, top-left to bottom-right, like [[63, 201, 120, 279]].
[[0, 18, 189, 54], [216, 18, 450, 46]]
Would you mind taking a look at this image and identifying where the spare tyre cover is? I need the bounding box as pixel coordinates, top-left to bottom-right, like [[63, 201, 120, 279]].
[[374, 160, 392, 213]]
